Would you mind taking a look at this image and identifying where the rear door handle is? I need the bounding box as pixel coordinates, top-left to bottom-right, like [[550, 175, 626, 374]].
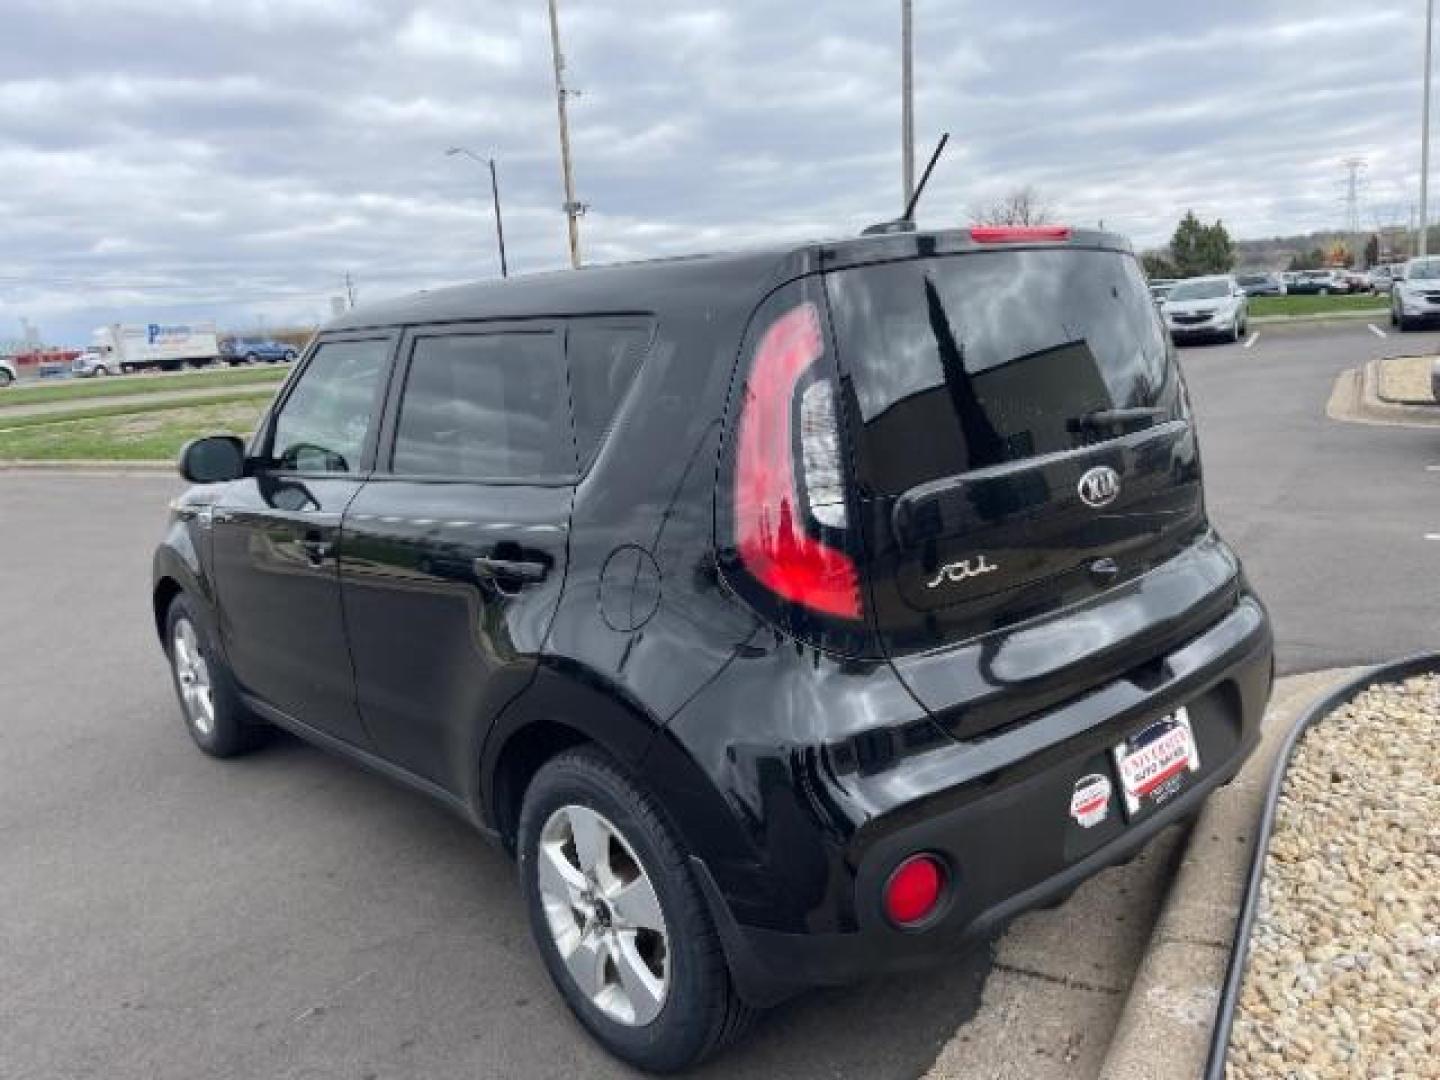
[[473, 557, 549, 591]]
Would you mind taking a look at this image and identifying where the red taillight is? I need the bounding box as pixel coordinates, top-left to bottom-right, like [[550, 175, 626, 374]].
[[883, 854, 946, 927], [969, 225, 1072, 244], [734, 302, 861, 620]]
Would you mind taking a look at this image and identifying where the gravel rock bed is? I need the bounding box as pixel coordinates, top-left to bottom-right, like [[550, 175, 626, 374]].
[[1227, 675, 1440, 1079]]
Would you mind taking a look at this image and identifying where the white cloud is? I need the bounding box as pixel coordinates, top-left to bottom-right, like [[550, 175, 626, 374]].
[[0, 0, 1433, 343]]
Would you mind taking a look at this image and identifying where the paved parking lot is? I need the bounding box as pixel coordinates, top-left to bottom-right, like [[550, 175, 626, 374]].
[[2, 319, 1436, 1079], [1176, 319, 1440, 673]]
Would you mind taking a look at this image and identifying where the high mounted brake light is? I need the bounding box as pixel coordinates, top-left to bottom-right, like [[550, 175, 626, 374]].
[[733, 301, 861, 620], [969, 225, 1073, 244]]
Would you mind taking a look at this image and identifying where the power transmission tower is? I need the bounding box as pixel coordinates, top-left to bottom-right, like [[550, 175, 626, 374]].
[[547, 0, 584, 269], [1341, 157, 1366, 236]]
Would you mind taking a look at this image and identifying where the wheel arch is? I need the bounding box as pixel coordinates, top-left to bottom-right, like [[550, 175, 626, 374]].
[[480, 661, 737, 864]]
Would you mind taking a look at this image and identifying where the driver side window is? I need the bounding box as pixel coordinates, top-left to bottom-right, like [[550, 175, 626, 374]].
[[269, 339, 390, 473]]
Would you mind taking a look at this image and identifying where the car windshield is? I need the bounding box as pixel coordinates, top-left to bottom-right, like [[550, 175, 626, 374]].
[[1168, 279, 1230, 301], [1408, 260, 1440, 280]]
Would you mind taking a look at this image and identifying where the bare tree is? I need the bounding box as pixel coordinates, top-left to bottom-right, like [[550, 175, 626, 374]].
[[971, 186, 1053, 227]]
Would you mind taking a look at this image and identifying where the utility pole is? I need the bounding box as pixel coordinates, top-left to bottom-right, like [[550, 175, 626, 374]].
[[547, 0, 583, 269], [344, 272, 356, 309], [1422, 0, 1434, 256], [901, 0, 915, 213]]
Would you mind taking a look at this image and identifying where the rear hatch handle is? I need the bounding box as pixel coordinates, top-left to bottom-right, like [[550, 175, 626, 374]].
[[1066, 405, 1167, 434]]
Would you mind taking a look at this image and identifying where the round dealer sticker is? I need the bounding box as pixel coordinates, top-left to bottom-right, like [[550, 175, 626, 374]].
[[1070, 774, 1113, 829]]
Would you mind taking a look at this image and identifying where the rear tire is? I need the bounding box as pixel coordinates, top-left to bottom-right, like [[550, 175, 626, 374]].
[[163, 595, 267, 758], [518, 747, 756, 1073]]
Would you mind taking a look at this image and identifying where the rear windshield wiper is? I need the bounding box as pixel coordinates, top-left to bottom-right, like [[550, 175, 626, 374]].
[[1068, 406, 1167, 433]]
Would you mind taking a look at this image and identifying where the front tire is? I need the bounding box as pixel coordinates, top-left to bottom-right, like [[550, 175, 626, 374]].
[[164, 595, 267, 758], [0, 368, 13, 388], [518, 748, 755, 1073]]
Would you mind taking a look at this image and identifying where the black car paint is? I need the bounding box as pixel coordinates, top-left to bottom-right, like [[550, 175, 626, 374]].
[[154, 229, 1273, 1005]]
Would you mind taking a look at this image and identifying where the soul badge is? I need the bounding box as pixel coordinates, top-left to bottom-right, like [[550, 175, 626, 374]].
[[1069, 774, 1113, 829]]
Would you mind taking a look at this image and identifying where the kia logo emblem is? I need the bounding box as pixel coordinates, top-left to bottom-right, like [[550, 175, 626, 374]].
[[1078, 466, 1121, 508]]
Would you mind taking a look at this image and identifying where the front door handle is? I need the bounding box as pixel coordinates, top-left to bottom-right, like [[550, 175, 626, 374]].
[[301, 535, 335, 566], [473, 556, 549, 593]]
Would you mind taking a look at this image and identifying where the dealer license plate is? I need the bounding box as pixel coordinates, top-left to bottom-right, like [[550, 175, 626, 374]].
[[1111, 708, 1201, 818]]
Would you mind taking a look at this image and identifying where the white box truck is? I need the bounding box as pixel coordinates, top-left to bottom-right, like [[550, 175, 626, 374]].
[[88, 322, 221, 374]]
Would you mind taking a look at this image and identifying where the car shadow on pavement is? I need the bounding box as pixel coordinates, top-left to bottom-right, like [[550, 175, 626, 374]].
[[245, 731, 995, 1080]]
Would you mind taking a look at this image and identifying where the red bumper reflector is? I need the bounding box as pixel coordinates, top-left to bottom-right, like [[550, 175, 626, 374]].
[[969, 225, 1072, 244], [883, 854, 945, 926]]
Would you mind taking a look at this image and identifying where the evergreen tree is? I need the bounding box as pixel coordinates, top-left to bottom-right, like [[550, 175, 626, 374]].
[[1169, 212, 1234, 275]]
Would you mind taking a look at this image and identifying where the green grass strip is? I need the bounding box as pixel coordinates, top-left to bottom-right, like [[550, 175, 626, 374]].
[[0, 397, 268, 462], [0, 389, 276, 433], [1248, 294, 1388, 317], [0, 365, 286, 409]]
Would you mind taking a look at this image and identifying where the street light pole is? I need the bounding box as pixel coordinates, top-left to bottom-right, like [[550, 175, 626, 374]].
[[446, 147, 508, 278], [1422, 0, 1434, 257], [487, 157, 509, 278], [901, 0, 915, 213]]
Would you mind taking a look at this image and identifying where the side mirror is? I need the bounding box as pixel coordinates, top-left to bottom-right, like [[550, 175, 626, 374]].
[[178, 435, 246, 483]]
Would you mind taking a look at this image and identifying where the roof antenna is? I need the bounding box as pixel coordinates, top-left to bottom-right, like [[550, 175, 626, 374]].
[[863, 132, 950, 236]]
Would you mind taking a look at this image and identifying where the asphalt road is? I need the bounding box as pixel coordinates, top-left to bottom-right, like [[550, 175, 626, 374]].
[[0, 474, 1178, 1080], [1176, 318, 1440, 673], [2, 318, 1434, 1079]]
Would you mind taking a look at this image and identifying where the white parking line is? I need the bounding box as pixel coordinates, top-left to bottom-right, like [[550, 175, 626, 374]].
[[1426, 534, 1440, 541], [1426, 465, 1440, 472], [1369, 323, 1388, 338], [1243, 333, 1259, 349]]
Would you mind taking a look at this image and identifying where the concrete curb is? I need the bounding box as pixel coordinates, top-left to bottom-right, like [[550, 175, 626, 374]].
[[0, 459, 172, 472], [1326, 362, 1440, 428], [1248, 309, 1385, 326], [1096, 669, 1361, 1080]]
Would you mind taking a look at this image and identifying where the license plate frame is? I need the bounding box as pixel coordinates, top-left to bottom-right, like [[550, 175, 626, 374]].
[[1111, 707, 1201, 819]]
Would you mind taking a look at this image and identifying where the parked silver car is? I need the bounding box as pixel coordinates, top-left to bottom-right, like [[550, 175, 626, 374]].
[[1162, 275, 1251, 344], [1391, 257, 1440, 330]]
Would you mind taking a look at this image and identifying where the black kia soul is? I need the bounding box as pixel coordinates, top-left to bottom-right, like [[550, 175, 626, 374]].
[[154, 225, 1272, 1072]]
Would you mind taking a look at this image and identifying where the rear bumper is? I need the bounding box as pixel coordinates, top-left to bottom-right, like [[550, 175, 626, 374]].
[[699, 593, 1273, 1006]]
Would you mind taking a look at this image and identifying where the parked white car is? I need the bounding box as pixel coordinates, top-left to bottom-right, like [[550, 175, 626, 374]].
[[1161, 275, 1250, 344]]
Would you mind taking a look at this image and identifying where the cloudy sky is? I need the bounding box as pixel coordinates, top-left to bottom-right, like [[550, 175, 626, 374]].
[[1, 0, 1433, 345]]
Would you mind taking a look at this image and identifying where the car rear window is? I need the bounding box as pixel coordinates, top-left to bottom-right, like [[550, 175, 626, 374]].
[[827, 248, 1175, 498]]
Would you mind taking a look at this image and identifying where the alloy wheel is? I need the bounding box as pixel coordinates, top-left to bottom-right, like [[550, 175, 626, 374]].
[[171, 618, 216, 737], [537, 804, 670, 1027]]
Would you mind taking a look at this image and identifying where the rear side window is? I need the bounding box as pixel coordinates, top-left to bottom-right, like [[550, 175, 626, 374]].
[[827, 248, 1175, 497], [566, 320, 650, 468], [391, 331, 574, 480]]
